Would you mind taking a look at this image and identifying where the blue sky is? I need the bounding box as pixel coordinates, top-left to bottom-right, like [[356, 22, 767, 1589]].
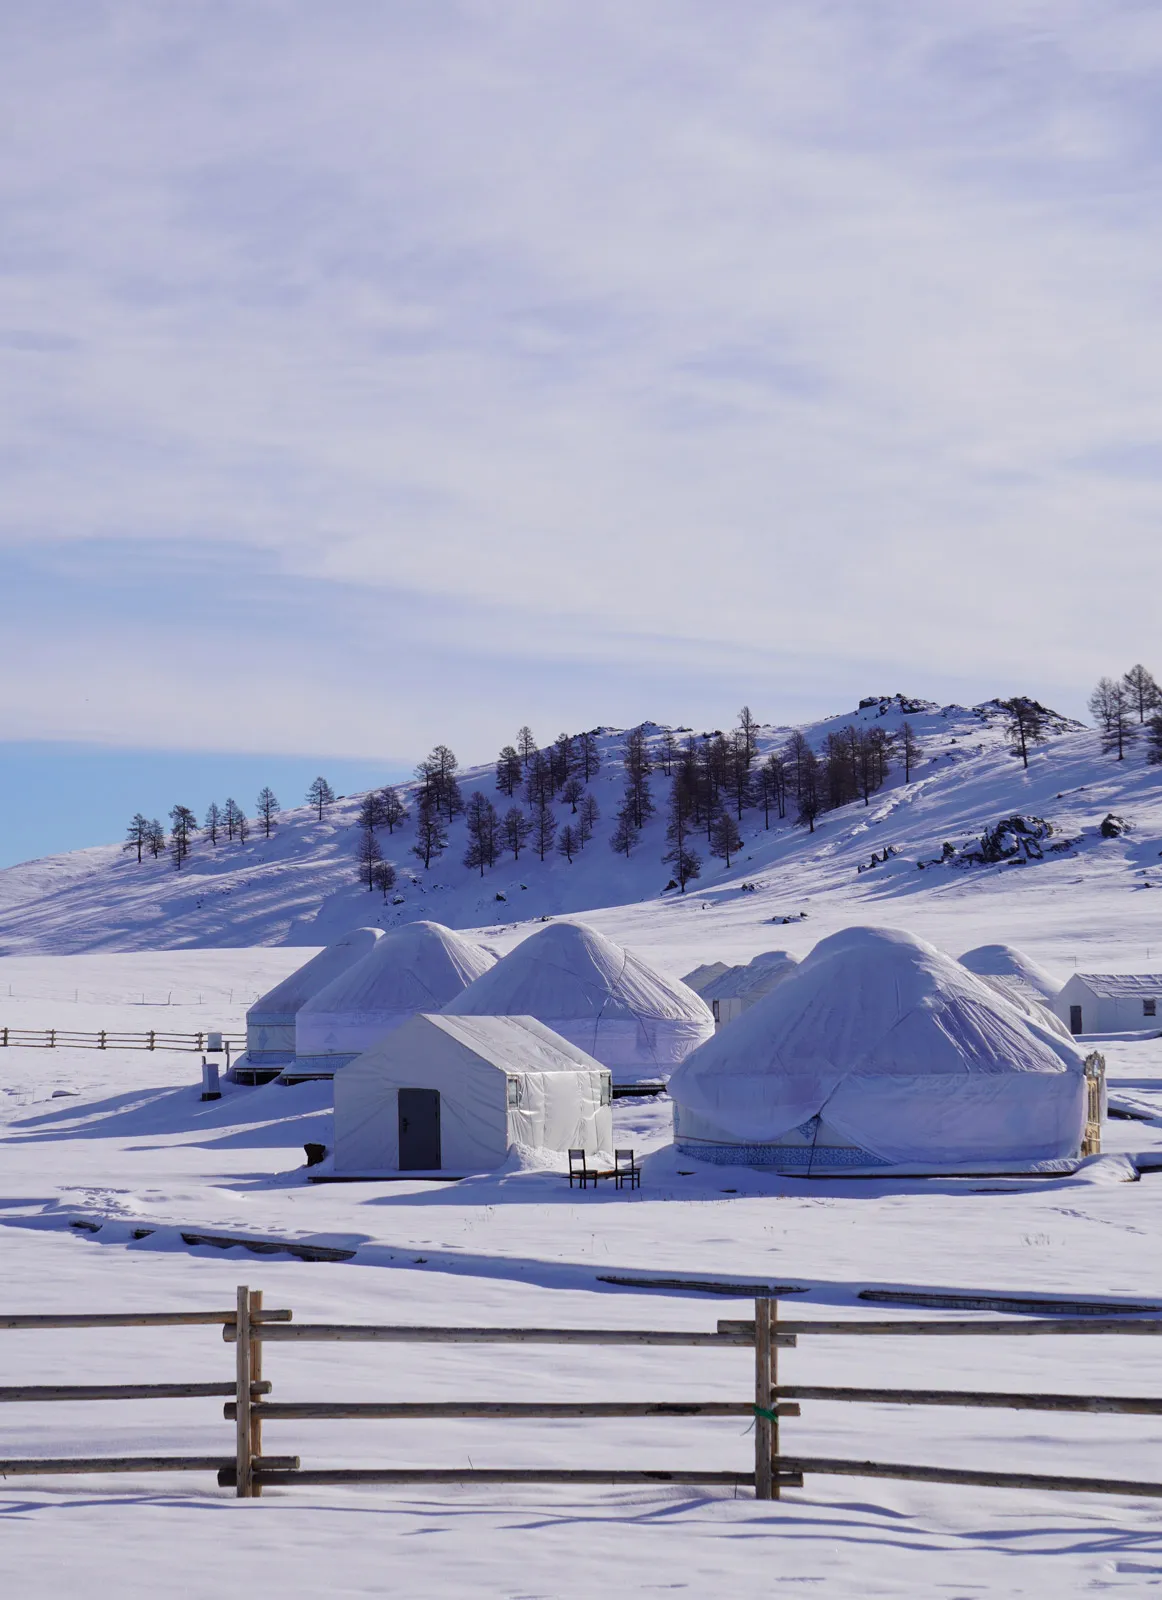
[[2, 3, 1160, 866]]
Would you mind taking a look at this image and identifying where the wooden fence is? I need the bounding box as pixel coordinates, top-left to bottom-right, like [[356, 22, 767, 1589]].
[[0, 1027, 245, 1053], [4, 1289, 1162, 1501]]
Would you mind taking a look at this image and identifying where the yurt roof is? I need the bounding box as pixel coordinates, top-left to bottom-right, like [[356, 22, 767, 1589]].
[[299, 921, 495, 1016], [681, 961, 732, 995], [701, 950, 799, 1002], [351, 1012, 606, 1077], [670, 926, 1085, 1101], [958, 943, 1062, 1004], [445, 920, 712, 1025], [248, 928, 384, 1017]]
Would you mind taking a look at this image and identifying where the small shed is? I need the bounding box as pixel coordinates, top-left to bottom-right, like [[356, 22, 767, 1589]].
[[701, 950, 799, 1030], [333, 1013, 613, 1175], [1054, 973, 1162, 1036]]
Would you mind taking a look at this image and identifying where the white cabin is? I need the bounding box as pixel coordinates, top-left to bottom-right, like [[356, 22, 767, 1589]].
[[1054, 973, 1162, 1036]]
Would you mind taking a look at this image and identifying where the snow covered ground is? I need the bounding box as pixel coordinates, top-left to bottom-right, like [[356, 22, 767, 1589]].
[[3, 703, 1162, 1595]]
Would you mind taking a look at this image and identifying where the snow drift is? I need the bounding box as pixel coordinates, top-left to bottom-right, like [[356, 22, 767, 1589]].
[[293, 921, 496, 1077], [444, 920, 714, 1083], [669, 926, 1090, 1170]]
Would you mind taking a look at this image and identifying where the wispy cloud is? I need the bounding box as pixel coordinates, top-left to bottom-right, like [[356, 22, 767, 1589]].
[[2, 2, 1161, 759]]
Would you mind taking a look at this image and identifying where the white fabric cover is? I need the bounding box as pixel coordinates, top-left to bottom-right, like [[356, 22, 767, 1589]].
[[246, 928, 383, 1063], [701, 950, 800, 1004], [669, 926, 1088, 1166], [959, 943, 1062, 1005], [681, 962, 732, 995], [445, 920, 714, 1083], [295, 921, 495, 1072], [333, 1012, 611, 1173]]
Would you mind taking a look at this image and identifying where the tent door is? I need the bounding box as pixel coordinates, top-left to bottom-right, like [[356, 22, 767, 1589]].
[[398, 1088, 441, 1170], [1069, 1004, 1083, 1036]]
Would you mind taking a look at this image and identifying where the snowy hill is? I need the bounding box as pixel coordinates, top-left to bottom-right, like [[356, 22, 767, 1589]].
[[0, 696, 1159, 970]]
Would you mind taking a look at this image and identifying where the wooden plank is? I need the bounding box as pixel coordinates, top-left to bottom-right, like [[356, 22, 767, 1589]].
[[227, 1400, 802, 1421], [235, 1285, 252, 1498], [719, 1317, 1162, 1338], [774, 1454, 1162, 1498], [754, 1298, 773, 1501], [232, 1323, 787, 1348], [236, 1468, 805, 1490], [0, 1309, 292, 1330], [597, 1276, 807, 1296], [0, 1381, 271, 1403], [180, 1231, 356, 1262], [0, 1455, 297, 1475], [775, 1385, 1162, 1414], [858, 1290, 1162, 1317], [249, 1289, 264, 1500]]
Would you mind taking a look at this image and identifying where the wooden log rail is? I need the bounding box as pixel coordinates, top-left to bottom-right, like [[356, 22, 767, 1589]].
[[0, 1027, 245, 1052]]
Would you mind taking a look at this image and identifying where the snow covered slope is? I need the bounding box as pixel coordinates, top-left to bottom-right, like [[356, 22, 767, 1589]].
[[0, 698, 1159, 978]]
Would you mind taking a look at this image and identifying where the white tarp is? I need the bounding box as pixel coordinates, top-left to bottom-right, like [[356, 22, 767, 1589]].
[[701, 950, 799, 1003], [245, 928, 383, 1063], [294, 921, 495, 1075], [333, 1012, 611, 1174], [444, 920, 714, 1083], [959, 943, 1062, 1005], [669, 926, 1088, 1168]]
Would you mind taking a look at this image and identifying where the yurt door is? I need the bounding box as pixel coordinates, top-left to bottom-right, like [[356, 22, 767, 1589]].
[[398, 1088, 441, 1170]]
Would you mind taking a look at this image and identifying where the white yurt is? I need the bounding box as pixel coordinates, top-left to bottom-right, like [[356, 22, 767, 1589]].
[[444, 920, 714, 1084], [669, 926, 1095, 1174], [701, 950, 800, 1029], [681, 961, 732, 996], [333, 1013, 613, 1175], [291, 921, 496, 1079], [959, 943, 1062, 1009], [241, 929, 384, 1076]]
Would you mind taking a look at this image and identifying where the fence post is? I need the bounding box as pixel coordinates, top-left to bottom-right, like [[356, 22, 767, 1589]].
[[149, 1030, 155, 1051], [99, 1030, 106, 1050], [49, 1028, 55, 1048], [235, 1285, 252, 1497], [754, 1297, 773, 1500], [2, 1026, 6, 1047], [249, 1289, 264, 1497]]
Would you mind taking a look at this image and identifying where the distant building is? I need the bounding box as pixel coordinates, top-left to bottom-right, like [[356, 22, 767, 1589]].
[[1053, 974, 1162, 1036], [700, 950, 799, 1030]]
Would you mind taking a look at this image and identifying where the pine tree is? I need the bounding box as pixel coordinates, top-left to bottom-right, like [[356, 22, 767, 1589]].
[[532, 802, 557, 861], [561, 776, 584, 812], [204, 801, 222, 845], [621, 726, 654, 829], [237, 810, 249, 843], [517, 726, 538, 770], [610, 802, 638, 858], [146, 818, 166, 858], [463, 791, 501, 875], [123, 813, 150, 864], [558, 824, 579, 863], [416, 745, 462, 820], [411, 794, 448, 869], [372, 860, 397, 900], [380, 786, 408, 834], [256, 787, 280, 838], [663, 788, 701, 891], [709, 808, 741, 867], [1123, 664, 1161, 723], [1089, 678, 1138, 760], [998, 698, 1045, 770], [502, 805, 533, 859], [495, 745, 523, 797], [306, 776, 336, 820], [756, 752, 785, 826], [551, 732, 575, 790], [358, 791, 387, 831], [579, 730, 601, 783], [169, 805, 198, 869], [1147, 709, 1162, 765], [577, 792, 599, 847], [524, 751, 554, 809], [357, 827, 383, 889], [223, 798, 244, 841], [723, 732, 754, 819], [657, 730, 678, 776], [901, 720, 921, 782], [795, 749, 822, 833], [736, 705, 760, 767]]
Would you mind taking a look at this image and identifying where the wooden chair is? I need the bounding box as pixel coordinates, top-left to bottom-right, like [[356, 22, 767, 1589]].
[[568, 1148, 599, 1189], [614, 1149, 640, 1191]]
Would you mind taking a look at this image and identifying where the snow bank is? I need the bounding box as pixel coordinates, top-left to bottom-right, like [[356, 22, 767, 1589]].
[[445, 920, 714, 1083], [669, 926, 1089, 1169]]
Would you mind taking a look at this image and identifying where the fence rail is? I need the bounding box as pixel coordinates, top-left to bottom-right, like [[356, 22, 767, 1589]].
[[0, 1027, 245, 1052], [4, 1288, 1162, 1503]]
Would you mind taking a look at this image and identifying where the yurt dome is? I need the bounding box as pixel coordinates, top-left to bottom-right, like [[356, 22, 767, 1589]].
[[444, 920, 714, 1084], [701, 950, 799, 1027], [959, 943, 1062, 1006], [681, 961, 732, 996], [292, 921, 496, 1079], [669, 926, 1091, 1172], [244, 928, 384, 1066]]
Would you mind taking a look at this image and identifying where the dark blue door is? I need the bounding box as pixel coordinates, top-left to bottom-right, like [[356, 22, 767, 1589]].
[[398, 1088, 441, 1170]]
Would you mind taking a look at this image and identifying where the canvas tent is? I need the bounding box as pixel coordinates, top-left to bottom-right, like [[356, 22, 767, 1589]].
[[958, 944, 1068, 1038], [241, 928, 383, 1077], [669, 926, 1094, 1173], [333, 1013, 613, 1175], [444, 920, 714, 1083], [700, 950, 799, 1030], [1053, 973, 1162, 1036], [292, 921, 496, 1079], [681, 962, 732, 996]]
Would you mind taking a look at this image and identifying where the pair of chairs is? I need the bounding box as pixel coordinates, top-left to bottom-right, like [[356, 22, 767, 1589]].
[[568, 1148, 640, 1191]]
